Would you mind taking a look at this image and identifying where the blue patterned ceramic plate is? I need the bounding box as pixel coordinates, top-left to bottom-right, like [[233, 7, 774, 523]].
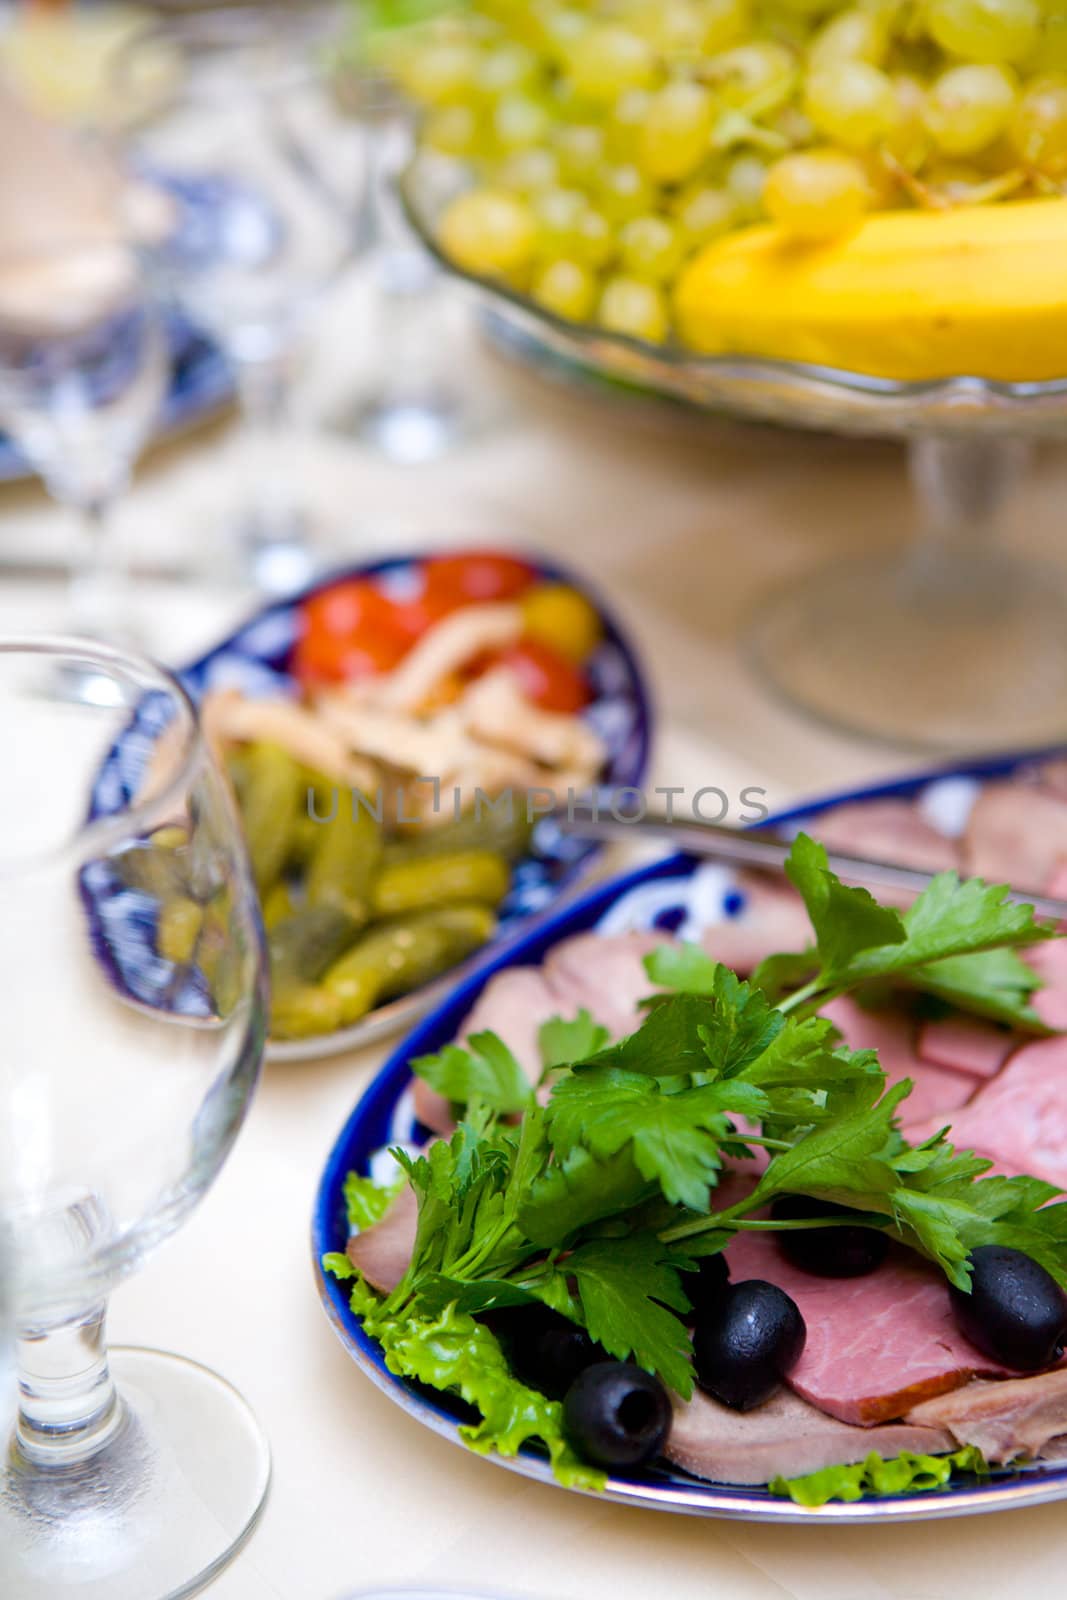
[[313, 747, 1067, 1523], [0, 313, 231, 484], [88, 552, 651, 1061]]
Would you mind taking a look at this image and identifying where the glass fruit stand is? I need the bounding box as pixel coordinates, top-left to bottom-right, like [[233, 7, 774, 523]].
[[402, 146, 1067, 753]]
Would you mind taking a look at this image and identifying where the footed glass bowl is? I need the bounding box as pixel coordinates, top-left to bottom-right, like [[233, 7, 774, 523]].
[[402, 156, 1067, 754]]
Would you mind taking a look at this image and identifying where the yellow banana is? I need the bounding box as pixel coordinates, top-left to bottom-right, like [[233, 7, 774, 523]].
[[675, 198, 1067, 384]]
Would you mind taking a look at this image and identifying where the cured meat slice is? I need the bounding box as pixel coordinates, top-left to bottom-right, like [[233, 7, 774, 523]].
[[1026, 940, 1067, 1029], [810, 799, 959, 875], [666, 1384, 954, 1486], [964, 783, 1067, 892], [906, 1371, 1067, 1464], [724, 1231, 1017, 1425], [699, 874, 813, 976], [346, 1184, 418, 1294], [917, 1017, 1015, 1081], [907, 1035, 1067, 1190], [821, 997, 975, 1124], [542, 930, 667, 1041]]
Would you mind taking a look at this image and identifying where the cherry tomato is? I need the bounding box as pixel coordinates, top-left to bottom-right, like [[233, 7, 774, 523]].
[[388, 587, 464, 642], [424, 552, 536, 605], [292, 625, 408, 688], [303, 579, 398, 640], [498, 638, 591, 713]]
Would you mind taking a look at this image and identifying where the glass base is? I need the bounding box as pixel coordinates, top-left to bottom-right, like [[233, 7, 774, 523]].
[[748, 549, 1067, 752], [0, 1347, 270, 1600]]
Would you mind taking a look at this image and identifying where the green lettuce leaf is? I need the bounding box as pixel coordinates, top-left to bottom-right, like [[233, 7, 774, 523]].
[[343, 1169, 404, 1232], [770, 1445, 987, 1506]]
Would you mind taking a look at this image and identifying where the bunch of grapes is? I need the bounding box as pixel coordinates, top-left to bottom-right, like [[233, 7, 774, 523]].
[[386, 0, 1067, 344]]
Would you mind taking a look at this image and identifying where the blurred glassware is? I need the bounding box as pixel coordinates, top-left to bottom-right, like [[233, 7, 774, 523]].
[[0, 635, 269, 1600], [0, 234, 169, 646], [114, 5, 371, 594]]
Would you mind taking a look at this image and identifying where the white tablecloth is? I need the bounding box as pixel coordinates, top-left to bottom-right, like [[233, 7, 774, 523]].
[[5, 271, 1067, 1600]]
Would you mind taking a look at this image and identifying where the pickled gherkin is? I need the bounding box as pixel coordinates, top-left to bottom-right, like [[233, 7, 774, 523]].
[[372, 850, 511, 918], [271, 983, 344, 1040], [383, 806, 534, 866], [157, 897, 204, 964], [322, 904, 498, 1025], [305, 794, 382, 923], [237, 741, 303, 895], [268, 904, 363, 989]]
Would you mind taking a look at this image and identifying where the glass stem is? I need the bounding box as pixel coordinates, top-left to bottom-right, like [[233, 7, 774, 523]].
[[68, 497, 128, 643], [233, 351, 310, 593], [14, 1303, 121, 1467], [907, 434, 1031, 604]]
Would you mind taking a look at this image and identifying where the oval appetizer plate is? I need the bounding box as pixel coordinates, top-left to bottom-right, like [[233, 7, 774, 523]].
[[314, 746, 1067, 1522]]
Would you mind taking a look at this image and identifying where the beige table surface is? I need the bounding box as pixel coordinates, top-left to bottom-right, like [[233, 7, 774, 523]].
[[5, 275, 1067, 1600]]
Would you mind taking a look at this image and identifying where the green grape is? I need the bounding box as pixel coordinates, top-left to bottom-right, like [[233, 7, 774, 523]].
[[570, 208, 617, 268], [805, 61, 899, 148], [564, 26, 658, 102], [497, 146, 561, 192], [533, 4, 590, 60], [609, 88, 655, 160], [774, 0, 843, 13], [531, 186, 589, 252], [619, 214, 688, 281], [553, 122, 608, 184], [883, 73, 932, 171], [439, 188, 537, 278], [597, 163, 657, 221], [925, 0, 1040, 65], [422, 103, 482, 157], [477, 43, 540, 97], [706, 43, 797, 108], [398, 39, 482, 107], [674, 183, 740, 244], [763, 148, 871, 236], [808, 8, 891, 71], [923, 64, 1017, 156], [1033, 16, 1067, 74], [492, 92, 551, 149], [1011, 75, 1067, 167], [598, 276, 670, 342], [622, 0, 710, 55], [700, 0, 753, 54], [771, 104, 818, 147], [726, 153, 769, 215], [639, 80, 715, 183], [532, 258, 599, 320]]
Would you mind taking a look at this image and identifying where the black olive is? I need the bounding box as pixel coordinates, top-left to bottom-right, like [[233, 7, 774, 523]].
[[950, 1245, 1067, 1372], [679, 1251, 731, 1321], [487, 1304, 603, 1399], [562, 1362, 672, 1472], [693, 1279, 806, 1411], [771, 1194, 890, 1279]]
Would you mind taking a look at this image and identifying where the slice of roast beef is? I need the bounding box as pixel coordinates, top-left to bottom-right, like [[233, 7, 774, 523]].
[[821, 997, 975, 1124], [724, 1231, 1018, 1425], [666, 1384, 955, 1486], [917, 1017, 1015, 1081], [542, 930, 668, 1041], [346, 1183, 418, 1294], [700, 873, 813, 975], [905, 1371, 1067, 1464], [809, 800, 960, 876], [1026, 940, 1067, 1029], [963, 784, 1067, 892]]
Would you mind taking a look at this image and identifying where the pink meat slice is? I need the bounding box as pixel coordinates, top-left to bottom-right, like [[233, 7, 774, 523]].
[[908, 1034, 1067, 1189], [917, 1017, 1015, 1081], [821, 997, 975, 1125], [346, 1184, 418, 1294], [542, 930, 668, 1040], [1027, 940, 1067, 1029], [700, 873, 813, 975], [810, 799, 959, 875], [906, 1371, 1067, 1465], [723, 1230, 1018, 1425], [412, 966, 560, 1136], [666, 1384, 954, 1487], [964, 783, 1067, 892]]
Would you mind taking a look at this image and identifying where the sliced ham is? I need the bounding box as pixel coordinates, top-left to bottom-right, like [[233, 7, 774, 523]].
[[906, 1371, 1067, 1465], [810, 799, 959, 876], [821, 996, 975, 1125], [908, 1034, 1067, 1189], [963, 783, 1067, 892], [700, 874, 813, 976], [346, 1184, 418, 1294], [542, 930, 668, 1041], [724, 1231, 1018, 1425], [666, 1384, 955, 1487], [1027, 940, 1067, 1029], [917, 1016, 1015, 1081]]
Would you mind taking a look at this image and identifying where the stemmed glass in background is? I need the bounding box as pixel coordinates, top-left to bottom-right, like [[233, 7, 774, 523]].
[[114, 6, 371, 595], [0, 237, 168, 646], [0, 637, 269, 1599]]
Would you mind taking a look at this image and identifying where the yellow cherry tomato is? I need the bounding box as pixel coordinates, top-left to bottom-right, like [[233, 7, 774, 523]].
[[519, 583, 603, 663]]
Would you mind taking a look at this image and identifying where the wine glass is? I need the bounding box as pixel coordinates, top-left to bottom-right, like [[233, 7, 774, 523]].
[[114, 5, 371, 595], [0, 237, 169, 644], [0, 637, 270, 1600]]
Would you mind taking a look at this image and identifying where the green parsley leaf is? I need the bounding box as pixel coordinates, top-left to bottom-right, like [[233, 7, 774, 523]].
[[905, 946, 1051, 1031], [643, 942, 720, 995], [518, 1145, 654, 1248], [566, 1234, 695, 1397], [846, 872, 1055, 983], [785, 833, 907, 973], [538, 1009, 611, 1073], [770, 1446, 987, 1507], [747, 1080, 912, 1211], [411, 1031, 533, 1115], [579, 994, 716, 1077]]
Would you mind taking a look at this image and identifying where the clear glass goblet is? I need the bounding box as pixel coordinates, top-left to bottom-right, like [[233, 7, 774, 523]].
[[0, 238, 169, 644], [0, 636, 270, 1600], [115, 6, 370, 594]]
